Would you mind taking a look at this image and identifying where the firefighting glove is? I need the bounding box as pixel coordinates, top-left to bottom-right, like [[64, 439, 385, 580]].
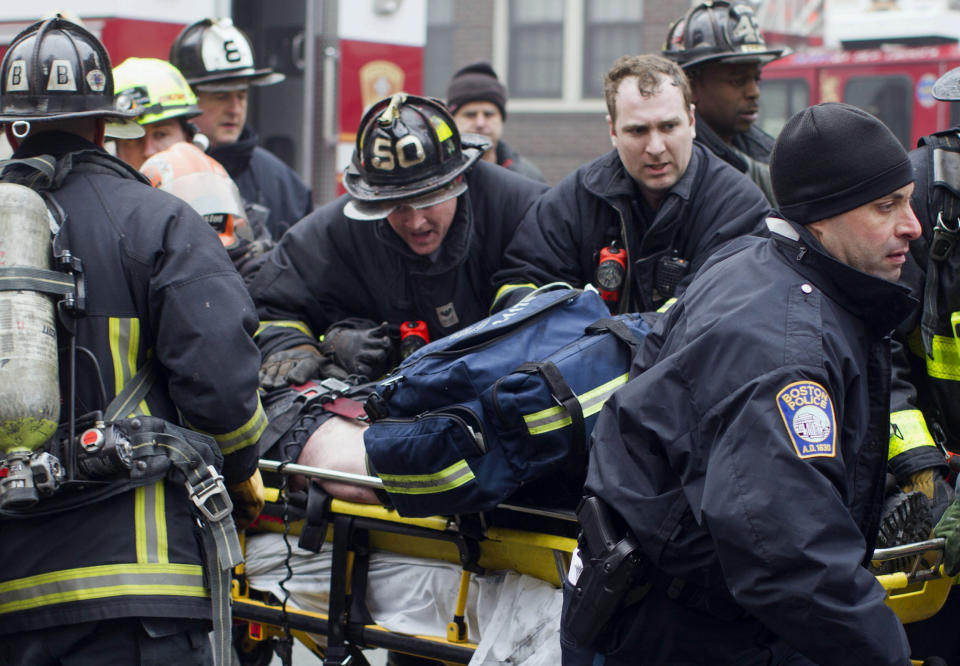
[[258, 344, 348, 390], [319, 318, 394, 382], [901, 467, 955, 523], [227, 468, 265, 531], [933, 486, 960, 576]]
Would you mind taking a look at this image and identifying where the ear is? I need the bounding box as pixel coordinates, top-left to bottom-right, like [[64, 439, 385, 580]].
[[4, 124, 19, 150], [93, 119, 106, 147], [606, 114, 616, 147], [689, 104, 696, 139]]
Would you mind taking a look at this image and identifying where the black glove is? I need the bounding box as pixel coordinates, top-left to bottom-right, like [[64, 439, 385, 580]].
[[319, 318, 394, 382], [259, 344, 347, 390]]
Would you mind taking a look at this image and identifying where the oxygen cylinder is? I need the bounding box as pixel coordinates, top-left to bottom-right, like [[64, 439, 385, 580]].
[[0, 183, 60, 504]]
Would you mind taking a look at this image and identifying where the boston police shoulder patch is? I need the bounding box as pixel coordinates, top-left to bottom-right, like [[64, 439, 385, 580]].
[[776, 380, 836, 459]]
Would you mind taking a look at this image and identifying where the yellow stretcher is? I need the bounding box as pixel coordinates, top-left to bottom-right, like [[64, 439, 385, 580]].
[[231, 460, 957, 665]]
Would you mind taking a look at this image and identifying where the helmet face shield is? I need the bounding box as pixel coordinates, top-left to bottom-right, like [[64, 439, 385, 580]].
[[343, 93, 488, 205], [0, 17, 143, 138], [140, 141, 251, 248], [663, 1, 784, 70]]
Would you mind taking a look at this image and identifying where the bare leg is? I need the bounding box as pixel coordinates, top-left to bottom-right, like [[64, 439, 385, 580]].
[[294, 416, 381, 504]]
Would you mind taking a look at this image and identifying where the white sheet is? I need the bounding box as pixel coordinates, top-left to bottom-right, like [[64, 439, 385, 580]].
[[243, 532, 562, 665]]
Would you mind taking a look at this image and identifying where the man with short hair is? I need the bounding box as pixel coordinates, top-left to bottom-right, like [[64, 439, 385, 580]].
[[170, 17, 312, 238], [663, 0, 784, 203], [492, 54, 770, 315], [446, 62, 545, 182], [562, 103, 920, 665], [253, 93, 547, 394]]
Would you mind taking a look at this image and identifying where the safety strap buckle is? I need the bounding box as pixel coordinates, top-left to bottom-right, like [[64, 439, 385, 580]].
[[186, 465, 233, 522], [930, 212, 960, 262]]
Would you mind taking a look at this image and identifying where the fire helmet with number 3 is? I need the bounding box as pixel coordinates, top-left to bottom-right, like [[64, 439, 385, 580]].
[[342, 93, 490, 221], [169, 17, 284, 92], [0, 16, 143, 139], [663, 1, 783, 70]]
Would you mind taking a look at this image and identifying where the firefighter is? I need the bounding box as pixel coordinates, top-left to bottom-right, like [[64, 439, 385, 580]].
[[252, 92, 545, 433], [563, 103, 920, 665], [492, 54, 770, 315], [169, 17, 312, 239], [884, 64, 960, 662], [445, 62, 546, 183], [663, 0, 784, 204], [112, 57, 205, 168], [0, 17, 266, 664]]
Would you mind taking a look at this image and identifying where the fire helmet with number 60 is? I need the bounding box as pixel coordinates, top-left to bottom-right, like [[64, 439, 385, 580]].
[[341, 93, 490, 220]]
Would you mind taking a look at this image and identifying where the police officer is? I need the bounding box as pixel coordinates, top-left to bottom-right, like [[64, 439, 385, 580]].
[[112, 57, 205, 168], [0, 17, 266, 664], [254, 92, 547, 395], [492, 54, 770, 315], [170, 17, 312, 239], [663, 0, 784, 203], [445, 62, 546, 183], [563, 103, 920, 664]]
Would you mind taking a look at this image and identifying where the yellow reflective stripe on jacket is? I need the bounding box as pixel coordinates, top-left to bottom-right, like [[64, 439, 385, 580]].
[[202, 397, 268, 455], [0, 562, 207, 615], [108, 317, 150, 416], [135, 483, 168, 564], [924, 312, 960, 381], [255, 319, 314, 339], [378, 459, 475, 495], [657, 297, 677, 313], [492, 283, 536, 311], [889, 409, 937, 459], [523, 372, 629, 435]]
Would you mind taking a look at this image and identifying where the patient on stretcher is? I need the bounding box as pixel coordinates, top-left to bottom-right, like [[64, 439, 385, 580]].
[[290, 414, 380, 505]]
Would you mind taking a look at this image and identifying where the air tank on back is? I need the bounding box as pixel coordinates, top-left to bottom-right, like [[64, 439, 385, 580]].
[[0, 182, 61, 508]]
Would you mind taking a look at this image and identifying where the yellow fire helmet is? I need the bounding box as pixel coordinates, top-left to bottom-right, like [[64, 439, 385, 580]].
[[113, 57, 202, 127]]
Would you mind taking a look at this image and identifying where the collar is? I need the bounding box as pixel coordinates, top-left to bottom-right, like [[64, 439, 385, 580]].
[[14, 131, 101, 159], [766, 217, 917, 335], [582, 143, 705, 206], [207, 125, 258, 174]]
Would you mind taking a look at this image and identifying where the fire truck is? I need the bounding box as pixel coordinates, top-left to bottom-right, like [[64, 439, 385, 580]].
[[0, 1, 427, 202], [760, 43, 960, 149]]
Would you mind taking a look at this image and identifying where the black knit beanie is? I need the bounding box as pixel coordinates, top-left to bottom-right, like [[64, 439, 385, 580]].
[[770, 102, 912, 225], [446, 62, 507, 120]]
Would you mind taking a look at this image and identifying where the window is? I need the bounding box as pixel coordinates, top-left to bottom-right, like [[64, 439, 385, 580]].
[[582, 2, 644, 98], [757, 78, 810, 138], [844, 75, 912, 148], [508, 0, 564, 98], [424, 0, 456, 98]]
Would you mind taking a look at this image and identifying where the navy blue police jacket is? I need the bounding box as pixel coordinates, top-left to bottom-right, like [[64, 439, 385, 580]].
[[586, 218, 916, 665], [491, 142, 771, 313], [251, 160, 547, 358], [0, 132, 266, 633]]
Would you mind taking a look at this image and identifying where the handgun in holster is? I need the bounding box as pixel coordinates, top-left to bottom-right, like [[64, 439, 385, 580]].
[[563, 495, 649, 647]]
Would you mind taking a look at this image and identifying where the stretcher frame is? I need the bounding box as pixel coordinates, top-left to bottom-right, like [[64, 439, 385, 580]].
[[232, 459, 577, 665], [231, 459, 958, 665]]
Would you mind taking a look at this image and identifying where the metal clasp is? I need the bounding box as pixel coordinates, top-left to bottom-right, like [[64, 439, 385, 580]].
[[186, 465, 233, 522], [930, 212, 960, 262]]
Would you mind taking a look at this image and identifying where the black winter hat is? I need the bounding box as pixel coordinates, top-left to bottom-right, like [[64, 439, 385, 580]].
[[446, 62, 507, 120], [770, 102, 912, 225]]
